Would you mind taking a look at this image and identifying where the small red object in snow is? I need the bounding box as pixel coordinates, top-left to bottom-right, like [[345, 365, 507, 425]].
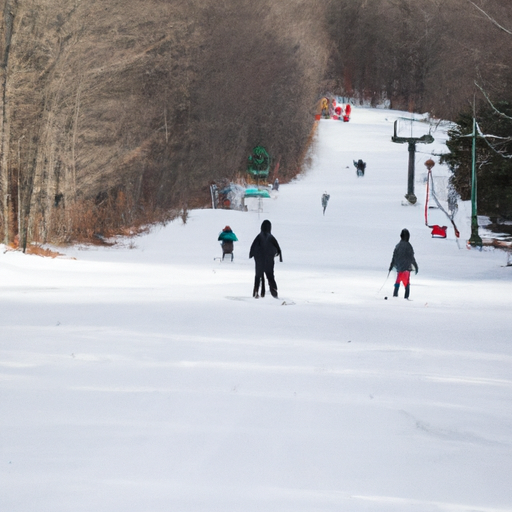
[[431, 225, 447, 238]]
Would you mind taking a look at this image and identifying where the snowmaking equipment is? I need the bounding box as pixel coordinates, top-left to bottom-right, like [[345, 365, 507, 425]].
[[246, 146, 271, 182], [245, 146, 272, 212]]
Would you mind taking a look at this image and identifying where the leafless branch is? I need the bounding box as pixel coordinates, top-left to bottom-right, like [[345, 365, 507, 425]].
[[475, 82, 512, 121], [476, 120, 512, 160], [467, 0, 512, 35]]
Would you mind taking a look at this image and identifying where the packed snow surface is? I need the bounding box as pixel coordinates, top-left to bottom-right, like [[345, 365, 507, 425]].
[[1, 108, 511, 512]]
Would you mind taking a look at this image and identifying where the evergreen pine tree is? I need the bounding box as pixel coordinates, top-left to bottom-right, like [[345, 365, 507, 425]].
[[441, 102, 512, 219]]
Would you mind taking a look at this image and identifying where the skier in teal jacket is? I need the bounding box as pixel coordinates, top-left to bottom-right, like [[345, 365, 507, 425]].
[[218, 226, 238, 261]]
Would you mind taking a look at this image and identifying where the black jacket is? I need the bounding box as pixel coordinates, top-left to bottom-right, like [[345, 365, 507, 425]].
[[389, 241, 418, 272], [389, 229, 418, 273], [249, 220, 282, 265]]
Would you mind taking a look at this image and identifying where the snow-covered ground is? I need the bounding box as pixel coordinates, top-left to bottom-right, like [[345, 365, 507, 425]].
[[1, 108, 511, 512]]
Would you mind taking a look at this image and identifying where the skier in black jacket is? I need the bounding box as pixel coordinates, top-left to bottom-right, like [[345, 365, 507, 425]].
[[354, 159, 366, 177], [249, 219, 282, 298], [389, 228, 418, 299]]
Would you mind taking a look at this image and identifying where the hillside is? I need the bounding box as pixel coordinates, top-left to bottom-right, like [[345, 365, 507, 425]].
[[0, 0, 327, 246], [0, 0, 510, 248], [1, 107, 511, 512]]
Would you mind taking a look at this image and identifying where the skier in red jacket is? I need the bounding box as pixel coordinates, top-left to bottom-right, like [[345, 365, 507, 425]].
[[344, 104, 351, 122]]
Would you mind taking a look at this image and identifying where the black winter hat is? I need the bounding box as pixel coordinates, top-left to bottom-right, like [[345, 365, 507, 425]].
[[261, 220, 272, 233], [400, 228, 410, 242]]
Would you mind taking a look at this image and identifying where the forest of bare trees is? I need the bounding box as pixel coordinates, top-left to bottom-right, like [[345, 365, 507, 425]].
[[0, 0, 328, 247], [326, 0, 512, 119], [0, 0, 510, 248]]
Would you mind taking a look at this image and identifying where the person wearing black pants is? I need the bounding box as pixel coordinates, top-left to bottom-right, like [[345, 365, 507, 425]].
[[249, 220, 282, 298]]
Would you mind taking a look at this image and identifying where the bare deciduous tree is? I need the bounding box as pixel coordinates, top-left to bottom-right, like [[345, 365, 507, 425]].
[[326, 0, 512, 118], [0, 0, 330, 247]]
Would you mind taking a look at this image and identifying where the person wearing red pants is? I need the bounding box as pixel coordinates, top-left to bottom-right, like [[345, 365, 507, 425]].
[[389, 228, 418, 299]]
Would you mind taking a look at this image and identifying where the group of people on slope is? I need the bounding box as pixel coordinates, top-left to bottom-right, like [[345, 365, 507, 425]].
[[219, 223, 418, 300], [320, 160, 367, 217], [320, 97, 352, 122], [219, 221, 282, 299]]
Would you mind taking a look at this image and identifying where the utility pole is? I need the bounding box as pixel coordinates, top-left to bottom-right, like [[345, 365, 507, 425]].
[[468, 115, 482, 247]]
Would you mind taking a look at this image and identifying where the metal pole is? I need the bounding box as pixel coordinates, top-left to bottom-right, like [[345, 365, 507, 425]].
[[392, 121, 433, 205], [469, 116, 482, 247], [405, 141, 417, 204]]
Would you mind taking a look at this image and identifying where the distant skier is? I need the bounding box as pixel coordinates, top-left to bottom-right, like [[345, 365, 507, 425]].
[[249, 220, 282, 298], [344, 104, 351, 122], [273, 178, 279, 191], [218, 225, 238, 261], [354, 159, 366, 177], [321, 192, 330, 215], [388, 228, 418, 299], [320, 98, 329, 119], [329, 98, 336, 118]]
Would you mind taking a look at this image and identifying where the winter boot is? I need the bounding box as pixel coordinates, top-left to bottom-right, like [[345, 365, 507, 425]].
[[266, 272, 278, 298], [393, 283, 399, 297], [261, 279, 266, 298], [404, 284, 410, 299], [253, 277, 260, 298]]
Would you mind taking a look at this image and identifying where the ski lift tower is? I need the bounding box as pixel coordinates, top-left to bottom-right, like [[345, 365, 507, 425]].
[[392, 120, 434, 204]]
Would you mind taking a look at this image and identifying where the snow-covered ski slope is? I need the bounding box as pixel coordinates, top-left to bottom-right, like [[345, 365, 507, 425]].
[[1, 108, 511, 512]]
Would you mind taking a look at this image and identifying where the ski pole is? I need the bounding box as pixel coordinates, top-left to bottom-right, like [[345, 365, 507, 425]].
[[377, 270, 391, 294]]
